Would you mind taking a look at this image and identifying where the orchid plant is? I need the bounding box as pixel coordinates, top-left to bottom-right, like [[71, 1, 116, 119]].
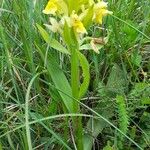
[[37, 0, 112, 149]]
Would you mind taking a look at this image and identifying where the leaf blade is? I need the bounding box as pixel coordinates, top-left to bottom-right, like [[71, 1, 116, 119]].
[[36, 24, 70, 55]]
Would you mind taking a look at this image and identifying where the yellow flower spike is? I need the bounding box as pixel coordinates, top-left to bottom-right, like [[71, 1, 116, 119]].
[[70, 12, 87, 34], [93, 1, 113, 24]]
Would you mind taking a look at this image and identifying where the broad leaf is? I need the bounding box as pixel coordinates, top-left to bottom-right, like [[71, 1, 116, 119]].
[[63, 21, 77, 50], [106, 64, 127, 96], [36, 24, 70, 55], [83, 102, 113, 150], [35, 44, 74, 113], [82, 5, 94, 29], [78, 51, 90, 98]]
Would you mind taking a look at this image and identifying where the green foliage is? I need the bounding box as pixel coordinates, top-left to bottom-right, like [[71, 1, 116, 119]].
[[116, 95, 129, 148], [103, 141, 114, 150], [36, 44, 74, 113], [0, 142, 2, 150], [116, 95, 129, 136], [131, 51, 142, 67], [106, 64, 128, 96], [78, 51, 90, 98], [37, 24, 70, 55], [0, 0, 150, 150], [82, 5, 94, 29]]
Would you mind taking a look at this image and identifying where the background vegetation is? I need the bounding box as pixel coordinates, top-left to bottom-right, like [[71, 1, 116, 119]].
[[0, 0, 150, 149]]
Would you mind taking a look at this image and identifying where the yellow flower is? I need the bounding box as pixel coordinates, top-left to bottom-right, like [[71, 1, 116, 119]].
[[94, 1, 112, 24], [43, 0, 68, 15], [70, 12, 87, 34], [43, 0, 58, 15]]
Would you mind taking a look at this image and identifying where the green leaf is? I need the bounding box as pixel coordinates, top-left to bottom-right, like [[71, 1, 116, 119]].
[[116, 95, 129, 144], [141, 97, 150, 105], [80, 44, 91, 50], [82, 5, 94, 29], [83, 119, 107, 150], [31, 113, 72, 150], [0, 142, 2, 150], [35, 44, 74, 113], [80, 43, 103, 50], [36, 24, 70, 55], [64, 0, 79, 14], [103, 141, 113, 150], [63, 22, 72, 49], [63, 21, 77, 50], [131, 52, 142, 67], [83, 102, 113, 150], [78, 51, 90, 98], [64, 0, 89, 14], [106, 64, 127, 96], [129, 82, 150, 98]]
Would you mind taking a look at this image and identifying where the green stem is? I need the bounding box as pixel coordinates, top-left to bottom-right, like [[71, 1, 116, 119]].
[[71, 47, 83, 150], [71, 48, 79, 109]]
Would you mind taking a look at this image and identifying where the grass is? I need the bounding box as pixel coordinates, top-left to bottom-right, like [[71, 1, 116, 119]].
[[0, 0, 150, 150]]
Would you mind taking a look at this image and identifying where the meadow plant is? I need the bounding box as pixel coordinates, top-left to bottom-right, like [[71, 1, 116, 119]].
[[37, 0, 112, 149]]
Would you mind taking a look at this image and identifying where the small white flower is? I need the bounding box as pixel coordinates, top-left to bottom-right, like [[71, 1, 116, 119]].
[[44, 17, 61, 33]]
